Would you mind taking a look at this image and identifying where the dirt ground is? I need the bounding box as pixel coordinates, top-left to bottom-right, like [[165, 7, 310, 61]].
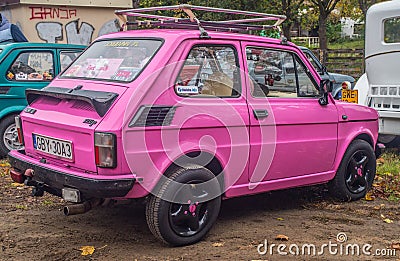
[[1, 169, 400, 261]]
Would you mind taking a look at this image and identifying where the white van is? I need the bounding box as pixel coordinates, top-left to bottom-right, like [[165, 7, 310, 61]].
[[355, 1, 400, 146]]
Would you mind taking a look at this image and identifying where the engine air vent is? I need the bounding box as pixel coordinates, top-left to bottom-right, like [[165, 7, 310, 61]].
[[129, 105, 177, 127]]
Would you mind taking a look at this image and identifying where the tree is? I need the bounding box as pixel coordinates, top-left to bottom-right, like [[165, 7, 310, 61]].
[[130, 0, 303, 41], [358, 0, 377, 18], [266, 0, 305, 41], [309, 0, 341, 50], [337, 0, 362, 19]]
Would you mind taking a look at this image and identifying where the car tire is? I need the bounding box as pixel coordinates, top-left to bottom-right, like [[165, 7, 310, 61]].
[[378, 134, 400, 148], [329, 139, 376, 201], [0, 114, 23, 158], [146, 164, 221, 246]]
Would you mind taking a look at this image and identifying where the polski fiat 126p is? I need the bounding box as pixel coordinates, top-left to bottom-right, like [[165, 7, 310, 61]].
[[8, 5, 379, 246]]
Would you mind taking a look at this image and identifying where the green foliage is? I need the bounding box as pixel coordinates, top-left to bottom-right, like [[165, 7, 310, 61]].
[[374, 152, 400, 201], [328, 38, 364, 49], [0, 160, 10, 177], [134, 0, 366, 47], [326, 22, 342, 42], [139, 0, 268, 21], [260, 29, 280, 39], [336, 0, 363, 21]]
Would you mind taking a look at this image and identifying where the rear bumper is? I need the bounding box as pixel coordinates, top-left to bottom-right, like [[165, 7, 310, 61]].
[[8, 151, 135, 200]]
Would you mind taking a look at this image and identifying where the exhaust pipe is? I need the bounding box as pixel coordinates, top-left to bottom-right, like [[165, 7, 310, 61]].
[[63, 199, 102, 216]]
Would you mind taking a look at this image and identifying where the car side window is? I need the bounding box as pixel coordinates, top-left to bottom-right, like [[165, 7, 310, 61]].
[[175, 45, 241, 97], [247, 47, 296, 98], [295, 56, 319, 97], [6, 52, 54, 81], [60, 51, 82, 72], [246, 47, 318, 98]]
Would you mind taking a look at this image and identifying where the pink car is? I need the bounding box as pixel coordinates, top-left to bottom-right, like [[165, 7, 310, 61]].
[[9, 6, 379, 246]]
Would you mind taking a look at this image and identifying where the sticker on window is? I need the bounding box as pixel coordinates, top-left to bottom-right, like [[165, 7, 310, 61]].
[[15, 72, 27, 80], [176, 86, 199, 94]]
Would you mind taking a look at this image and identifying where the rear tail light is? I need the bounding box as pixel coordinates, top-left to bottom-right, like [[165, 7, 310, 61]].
[[15, 115, 24, 146], [94, 132, 116, 168]]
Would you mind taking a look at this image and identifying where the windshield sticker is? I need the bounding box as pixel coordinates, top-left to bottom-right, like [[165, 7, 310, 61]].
[[176, 86, 199, 94], [6, 72, 14, 80], [64, 58, 123, 79], [112, 68, 138, 81], [104, 41, 139, 47], [28, 73, 43, 80], [15, 72, 27, 80]]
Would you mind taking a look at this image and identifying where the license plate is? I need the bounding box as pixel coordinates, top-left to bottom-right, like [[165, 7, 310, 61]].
[[33, 133, 73, 160], [341, 89, 358, 103]]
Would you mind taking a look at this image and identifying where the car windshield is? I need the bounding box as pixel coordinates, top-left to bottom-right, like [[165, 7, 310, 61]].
[[61, 39, 162, 82]]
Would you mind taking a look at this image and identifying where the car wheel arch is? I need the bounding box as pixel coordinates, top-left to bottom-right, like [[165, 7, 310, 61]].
[[353, 133, 374, 148], [160, 151, 225, 195], [333, 132, 376, 174], [0, 106, 25, 121]]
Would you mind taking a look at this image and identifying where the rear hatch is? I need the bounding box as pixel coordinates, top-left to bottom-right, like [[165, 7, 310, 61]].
[[21, 83, 127, 173]]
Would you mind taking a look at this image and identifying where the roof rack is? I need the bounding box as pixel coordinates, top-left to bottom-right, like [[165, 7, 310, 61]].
[[115, 5, 286, 38]]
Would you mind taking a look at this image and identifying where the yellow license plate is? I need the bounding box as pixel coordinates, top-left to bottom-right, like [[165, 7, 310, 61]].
[[341, 89, 358, 103]]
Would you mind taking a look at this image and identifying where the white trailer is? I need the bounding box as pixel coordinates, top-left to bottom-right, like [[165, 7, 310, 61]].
[[355, 0, 400, 146]]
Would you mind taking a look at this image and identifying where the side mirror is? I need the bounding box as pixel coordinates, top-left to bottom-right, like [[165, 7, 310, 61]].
[[319, 79, 332, 106]]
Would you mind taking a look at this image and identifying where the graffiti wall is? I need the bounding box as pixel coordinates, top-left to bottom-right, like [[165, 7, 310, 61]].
[[1, 4, 127, 45]]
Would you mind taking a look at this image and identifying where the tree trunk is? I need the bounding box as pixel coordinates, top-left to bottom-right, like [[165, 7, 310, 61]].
[[282, 23, 292, 41], [127, 0, 140, 30], [318, 14, 328, 53]]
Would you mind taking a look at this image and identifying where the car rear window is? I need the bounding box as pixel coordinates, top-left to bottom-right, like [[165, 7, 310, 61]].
[[61, 39, 162, 82]]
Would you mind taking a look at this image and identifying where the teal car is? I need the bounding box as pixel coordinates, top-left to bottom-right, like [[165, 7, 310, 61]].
[[0, 42, 85, 157]]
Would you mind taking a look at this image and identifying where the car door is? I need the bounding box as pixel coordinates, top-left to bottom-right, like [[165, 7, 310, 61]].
[[0, 48, 56, 114], [243, 42, 339, 184]]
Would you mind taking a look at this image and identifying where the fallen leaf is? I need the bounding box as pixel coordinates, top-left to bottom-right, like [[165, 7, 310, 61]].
[[15, 204, 27, 210], [275, 234, 289, 241], [391, 242, 400, 250], [373, 205, 381, 210], [11, 183, 24, 187], [365, 192, 375, 201], [383, 218, 394, 224], [80, 246, 95, 256], [277, 217, 284, 221], [212, 242, 224, 247]]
